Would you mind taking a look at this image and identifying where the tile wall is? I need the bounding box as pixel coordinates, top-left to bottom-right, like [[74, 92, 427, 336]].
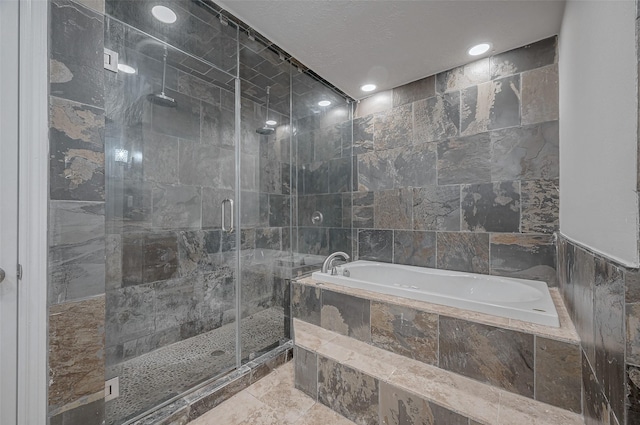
[[341, 37, 559, 284]]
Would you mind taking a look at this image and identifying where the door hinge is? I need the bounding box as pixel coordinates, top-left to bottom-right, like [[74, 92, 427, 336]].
[[17, 264, 23, 280]]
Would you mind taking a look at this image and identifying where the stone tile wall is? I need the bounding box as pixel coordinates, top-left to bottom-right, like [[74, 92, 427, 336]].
[[291, 280, 582, 413], [48, 0, 107, 424], [344, 37, 559, 285], [557, 235, 631, 425]]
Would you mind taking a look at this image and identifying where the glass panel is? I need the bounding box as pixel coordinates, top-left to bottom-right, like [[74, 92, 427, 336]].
[[238, 37, 293, 362], [103, 17, 238, 424], [291, 72, 354, 267]]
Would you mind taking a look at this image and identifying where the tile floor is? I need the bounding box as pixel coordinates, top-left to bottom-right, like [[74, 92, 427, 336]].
[[187, 362, 357, 425]]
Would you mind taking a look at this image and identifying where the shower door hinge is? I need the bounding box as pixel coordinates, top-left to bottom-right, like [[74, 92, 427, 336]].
[[104, 48, 118, 73], [16, 263, 22, 280]]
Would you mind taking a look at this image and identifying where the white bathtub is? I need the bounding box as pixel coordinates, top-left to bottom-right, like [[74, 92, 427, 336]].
[[311, 260, 559, 327]]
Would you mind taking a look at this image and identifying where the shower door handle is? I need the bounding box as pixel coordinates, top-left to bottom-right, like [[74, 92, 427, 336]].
[[221, 198, 234, 233]]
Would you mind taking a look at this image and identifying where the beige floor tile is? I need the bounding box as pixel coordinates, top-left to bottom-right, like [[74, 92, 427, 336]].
[[316, 335, 398, 380], [497, 391, 584, 425], [293, 403, 358, 425], [293, 319, 338, 351], [188, 391, 266, 425]]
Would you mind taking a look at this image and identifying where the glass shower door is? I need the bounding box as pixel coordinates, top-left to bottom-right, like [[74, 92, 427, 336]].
[[104, 17, 240, 424]]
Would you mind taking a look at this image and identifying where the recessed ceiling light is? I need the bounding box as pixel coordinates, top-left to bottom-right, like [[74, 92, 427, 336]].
[[468, 43, 491, 56], [318, 100, 331, 107], [152, 5, 177, 24], [265, 120, 277, 126], [117, 63, 136, 74], [361, 84, 376, 92]]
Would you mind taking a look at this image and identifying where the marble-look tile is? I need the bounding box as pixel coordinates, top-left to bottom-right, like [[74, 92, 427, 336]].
[[437, 133, 491, 185], [436, 232, 489, 274], [355, 90, 392, 118], [412, 185, 460, 231], [498, 390, 584, 425], [188, 372, 253, 421], [393, 76, 435, 107], [435, 58, 490, 94], [393, 231, 436, 268], [627, 303, 640, 364], [490, 121, 559, 181], [50, 399, 105, 425], [352, 192, 374, 228], [49, 201, 105, 304], [358, 144, 436, 191], [151, 89, 201, 142], [388, 359, 500, 425], [105, 234, 121, 292], [49, 296, 105, 409], [178, 141, 223, 187], [50, 97, 105, 201], [379, 382, 468, 425], [374, 104, 413, 151], [154, 278, 199, 332], [371, 301, 438, 365], [460, 75, 520, 136], [321, 290, 371, 342], [489, 234, 556, 285], [520, 179, 559, 234], [50, 0, 104, 108], [188, 385, 259, 425], [294, 347, 318, 399], [594, 256, 625, 420], [143, 233, 178, 283], [358, 229, 393, 262], [295, 402, 358, 425], [627, 364, 640, 425], [293, 318, 339, 351], [317, 356, 379, 425], [413, 92, 460, 144], [439, 317, 534, 397], [582, 353, 606, 425], [626, 269, 640, 303], [105, 284, 155, 346], [151, 184, 202, 228], [291, 282, 321, 326], [573, 246, 596, 366], [490, 36, 557, 79], [461, 181, 520, 233], [176, 230, 221, 276], [374, 189, 412, 230], [352, 115, 374, 154], [521, 64, 559, 125], [535, 337, 581, 412]]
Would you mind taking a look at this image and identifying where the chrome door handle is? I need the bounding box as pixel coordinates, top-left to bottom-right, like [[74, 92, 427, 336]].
[[0, 268, 5, 283], [221, 198, 234, 233]]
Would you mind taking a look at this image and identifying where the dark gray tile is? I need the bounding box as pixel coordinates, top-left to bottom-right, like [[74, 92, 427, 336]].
[[379, 382, 467, 425], [177, 72, 220, 105], [461, 181, 520, 233], [394, 143, 437, 189], [352, 192, 374, 229], [321, 290, 371, 342], [412, 185, 460, 231], [358, 229, 393, 262], [50, 399, 105, 425], [314, 123, 344, 161], [583, 352, 606, 425], [436, 58, 490, 93], [105, 234, 122, 292], [151, 89, 201, 142], [303, 161, 329, 195], [143, 233, 178, 283], [355, 90, 392, 118], [413, 92, 460, 143], [260, 156, 282, 194], [520, 179, 559, 234], [177, 230, 221, 276], [298, 227, 329, 256], [201, 102, 235, 147], [521, 64, 559, 125], [490, 36, 557, 79], [535, 337, 581, 412], [374, 189, 412, 230], [329, 228, 352, 255], [594, 256, 625, 420], [437, 133, 491, 185], [105, 284, 155, 346], [151, 184, 202, 229], [374, 104, 413, 151], [627, 364, 640, 425], [49, 201, 106, 304], [573, 246, 596, 366], [291, 282, 321, 326], [294, 346, 317, 400], [50, 97, 105, 201], [201, 188, 234, 229], [392, 75, 435, 107], [490, 121, 559, 182], [142, 133, 179, 184], [329, 157, 352, 193], [268, 194, 290, 227], [461, 75, 520, 136], [255, 228, 282, 250], [371, 302, 438, 364], [436, 232, 489, 274], [352, 115, 374, 154], [393, 231, 436, 268], [439, 317, 534, 397], [154, 278, 199, 331], [50, 0, 104, 108], [490, 234, 556, 285], [317, 356, 379, 425]]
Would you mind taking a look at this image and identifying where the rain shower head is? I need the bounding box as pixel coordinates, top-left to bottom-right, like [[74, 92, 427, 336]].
[[147, 44, 177, 108]]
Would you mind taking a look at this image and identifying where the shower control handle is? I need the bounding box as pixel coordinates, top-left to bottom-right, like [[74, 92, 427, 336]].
[[221, 199, 234, 233]]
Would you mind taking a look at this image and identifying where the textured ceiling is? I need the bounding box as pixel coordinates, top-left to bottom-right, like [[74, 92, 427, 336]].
[[215, 0, 566, 99]]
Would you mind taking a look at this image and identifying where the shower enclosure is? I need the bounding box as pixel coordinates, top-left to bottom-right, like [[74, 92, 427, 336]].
[[101, 1, 352, 423]]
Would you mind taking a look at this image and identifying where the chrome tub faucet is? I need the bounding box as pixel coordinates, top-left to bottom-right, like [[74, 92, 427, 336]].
[[321, 251, 350, 274]]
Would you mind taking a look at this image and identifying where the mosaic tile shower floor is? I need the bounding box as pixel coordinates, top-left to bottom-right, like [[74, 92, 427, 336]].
[[106, 307, 287, 424], [188, 362, 357, 425]]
